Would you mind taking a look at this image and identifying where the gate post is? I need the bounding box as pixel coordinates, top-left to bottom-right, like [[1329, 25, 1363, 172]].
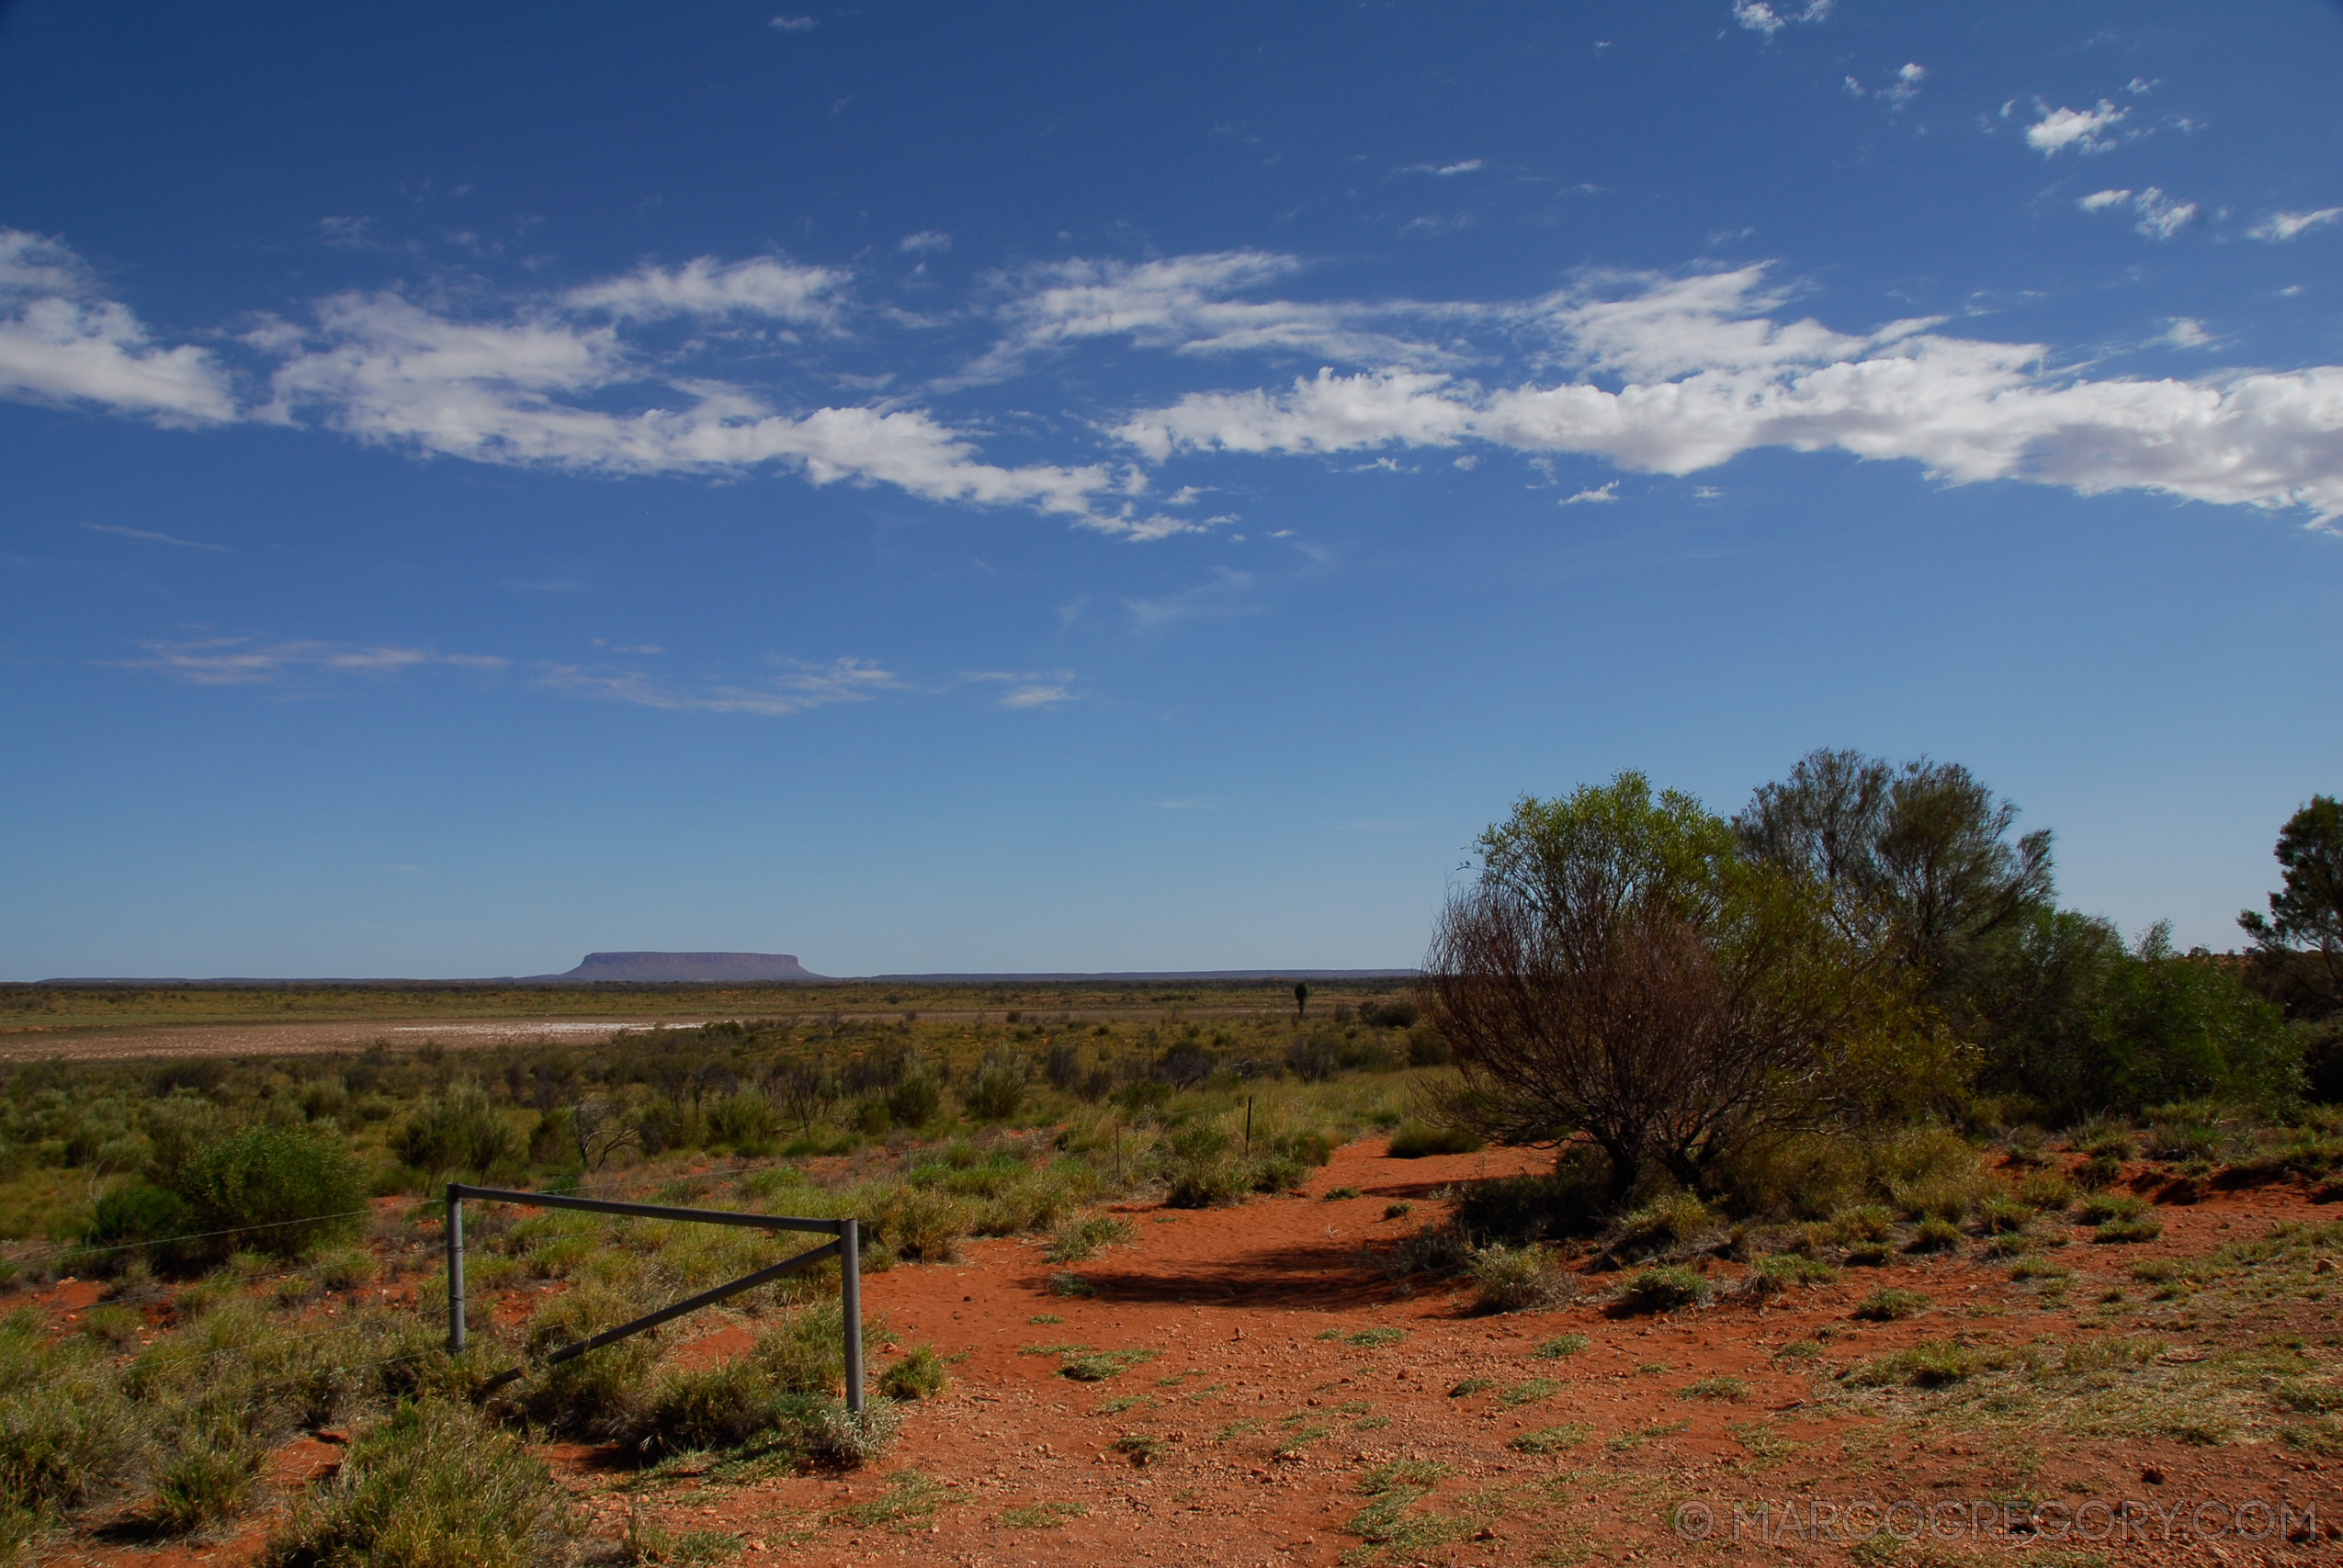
[[841, 1217, 864, 1413], [446, 1183, 466, 1354]]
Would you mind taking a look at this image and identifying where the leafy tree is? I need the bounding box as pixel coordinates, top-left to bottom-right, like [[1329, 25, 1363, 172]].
[[1735, 749, 2053, 1021], [168, 1124, 364, 1260], [2240, 795, 2343, 1007], [1421, 773, 1892, 1202]]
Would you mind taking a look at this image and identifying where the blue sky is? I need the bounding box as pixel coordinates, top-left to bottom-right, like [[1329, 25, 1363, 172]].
[[4, 2, 2340, 979]]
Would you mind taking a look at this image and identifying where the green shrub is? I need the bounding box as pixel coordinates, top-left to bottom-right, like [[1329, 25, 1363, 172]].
[[1532, 1334, 1590, 1359], [1977, 1197, 2033, 1235], [392, 1081, 521, 1179], [961, 1058, 1027, 1122], [885, 1074, 943, 1130], [1447, 1152, 1613, 1246], [75, 1181, 198, 1274], [1612, 1191, 1714, 1258], [1852, 1288, 1930, 1322], [1386, 1123, 1483, 1158], [1907, 1217, 1963, 1253], [1046, 1213, 1132, 1264], [1613, 1268, 1709, 1314], [1829, 1203, 1895, 1244], [150, 1416, 265, 1534], [878, 1345, 947, 1402], [1163, 1125, 1249, 1209], [1467, 1245, 1568, 1312], [2093, 1215, 2163, 1244], [265, 1400, 573, 1568], [169, 1125, 365, 1261], [874, 1187, 974, 1262]]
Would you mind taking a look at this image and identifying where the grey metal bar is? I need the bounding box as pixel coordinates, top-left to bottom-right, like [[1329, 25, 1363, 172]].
[[447, 1184, 844, 1235], [840, 1218, 863, 1414], [476, 1237, 843, 1395], [447, 1183, 466, 1354]]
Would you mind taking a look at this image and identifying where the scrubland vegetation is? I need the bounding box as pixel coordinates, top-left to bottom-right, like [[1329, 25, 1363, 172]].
[[0, 757, 2335, 1566]]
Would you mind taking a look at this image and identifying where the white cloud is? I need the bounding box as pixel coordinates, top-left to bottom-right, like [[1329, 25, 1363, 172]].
[[1558, 481, 1619, 505], [2026, 100, 2129, 155], [0, 230, 236, 423], [2131, 187, 2199, 241], [1124, 569, 1262, 631], [1115, 367, 1474, 462], [2077, 186, 2199, 240], [2157, 318, 2214, 350], [1114, 265, 2343, 524], [264, 287, 1123, 525], [126, 637, 508, 685], [537, 656, 894, 716], [1732, 0, 1830, 36], [564, 255, 848, 325], [768, 14, 818, 31], [997, 683, 1071, 709], [2251, 208, 2343, 243], [1399, 160, 1484, 176], [898, 231, 952, 255]]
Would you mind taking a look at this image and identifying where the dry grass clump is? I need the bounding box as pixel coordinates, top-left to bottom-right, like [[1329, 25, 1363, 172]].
[[1466, 1245, 1570, 1313], [264, 1399, 574, 1568]]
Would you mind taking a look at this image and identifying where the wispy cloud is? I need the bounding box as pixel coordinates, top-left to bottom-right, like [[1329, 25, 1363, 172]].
[[124, 637, 509, 685], [1124, 569, 1262, 631], [79, 522, 228, 552], [1559, 481, 1619, 505], [898, 231, 952, 255], [768, 14, 818, 31], [1398, 160, 1484, 177], [2250, 208, 2343, 243], [536, 656, 896, 716], [564, 255, 848, 325]]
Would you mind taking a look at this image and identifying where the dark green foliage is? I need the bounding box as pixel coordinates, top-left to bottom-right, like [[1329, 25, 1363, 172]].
[[169, 1124, 365, 1260], [1386, 1122, 1483, 1157], [393, 1081, 521, 1179], [77, 1181, 197, 1272], [961, 1055, 1027, 1122], [878, 1345, 947, 1402], [2241, 795, 2343, 1010], [1613, 1267, 1709, 1314], [1446, 1148, 1613, 1246], [885, 1071, 943, 1129]]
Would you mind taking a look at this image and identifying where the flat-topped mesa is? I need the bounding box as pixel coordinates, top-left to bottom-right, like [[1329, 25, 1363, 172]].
[[559, 952, 824, 982]]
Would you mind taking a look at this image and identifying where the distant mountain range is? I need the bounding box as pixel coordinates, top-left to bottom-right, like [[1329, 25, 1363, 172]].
[[531, 951, 827, 983], [39, 952, 1414, 985]]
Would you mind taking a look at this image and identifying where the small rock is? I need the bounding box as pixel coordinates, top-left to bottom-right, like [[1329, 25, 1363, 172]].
[[2141, 1465, 2166, 1485]]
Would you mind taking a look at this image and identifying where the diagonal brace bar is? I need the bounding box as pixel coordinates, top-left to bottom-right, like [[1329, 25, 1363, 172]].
[[447, 1183, 843, 1235], [478, 1236, 845, 1397]]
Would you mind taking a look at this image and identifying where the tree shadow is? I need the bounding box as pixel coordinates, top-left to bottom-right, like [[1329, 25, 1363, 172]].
[[1036, 1238, 1415, 1309]]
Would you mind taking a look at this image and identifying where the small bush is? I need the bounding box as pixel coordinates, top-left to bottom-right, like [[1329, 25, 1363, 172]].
[[1447, 1151, 1613, 1247], [1386, 1123, 1483, 1158], [878, 1345, 947, 1402], [1320, 1186, 1363, 1201], [2014, 1172, 2075, 1211], [1852, 1288, 1930, 1322], [961, 1058, 1027, 1122], [1532, 1334, 1590, 1359], [150, 1416, 265, 1534], [1611, 1191, 1714, 1259], [1977, 1197, 2033, 1235], [1613, 1268, 1709, 1315], [1163, 1125, 1250, 1209], [2094, 1215, 2164, 1244], [1045, 1213, 1132, 1264], [2077, 1193, 2149, 1225], [76, 1182, 197, 1274], [885, 1073, 943, 1130], [1677, 1376, 1748, 1402], [1907, 1216, 1963, 1253], [265, 1400, 574, 1568], [392, 1082, 520, 1179], [1467, 1245, 1568, 1313], [1829, 1204, 1895, 1244], [170, 1125, 366, 1262], [1849, 1341, 1983, 1388]]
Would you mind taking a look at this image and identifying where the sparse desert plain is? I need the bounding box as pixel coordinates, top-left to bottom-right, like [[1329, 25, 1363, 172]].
[[5, 1010, 2340, 1568]]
